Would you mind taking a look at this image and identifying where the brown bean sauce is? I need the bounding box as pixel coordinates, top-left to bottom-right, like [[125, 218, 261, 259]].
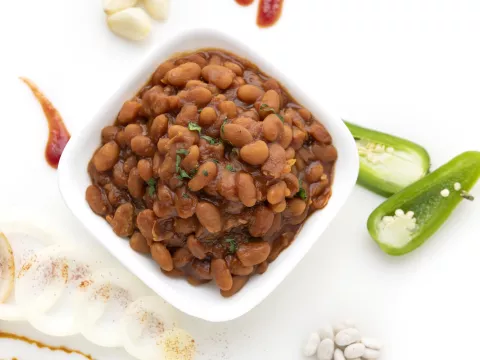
[[20, 77, 70, 169], [86, 49, 338, 297], [0, 331, 93, 359]]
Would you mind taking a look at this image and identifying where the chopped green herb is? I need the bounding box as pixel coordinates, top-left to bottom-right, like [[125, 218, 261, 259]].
[[211, 159, 220, 164], [146, 178, 156, 197], [197, 108, 203, 114], [226, 164, 235, 172], [203, 170, 209, 176], [220, 117, 228, 135], [182, 193, 190, 199], [224, 238, 237, 253], [188, 122, 202, 133], [260, 104, 284, 123], [296, 181, 307, 200], [189, 168, 198, 176], [201, 135, 220, 145], [175, 154, 181, 173], [176, 148, 189, 156], [178, 169, 191, 179]]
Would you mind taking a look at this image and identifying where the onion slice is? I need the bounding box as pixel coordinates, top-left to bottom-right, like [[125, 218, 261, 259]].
[[0, 222, 54, 321], [122, 296, 179, 360], [77, 268, 151, 348], [25, 246, 103, 336], [0, 233, 14, 304]]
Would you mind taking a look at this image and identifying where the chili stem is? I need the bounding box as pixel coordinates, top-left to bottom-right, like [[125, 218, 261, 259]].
[[460, 191, 475, 201]]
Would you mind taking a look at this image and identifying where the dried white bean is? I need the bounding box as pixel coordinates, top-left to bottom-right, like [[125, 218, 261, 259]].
[[107, 8, 152, 41], [143, 0, 169, 20], [361, 337, 382, 350], [103, 0, 138, 14], [344, 343, 365, 359], [317, 338, 334, 360], [333, 348, 346, 360], [335, 328, 361, 346], [362, 348, 380, 359], [319, 324, 334, 340], [304, 332, 321, 356], [333, 322, 348, 334]]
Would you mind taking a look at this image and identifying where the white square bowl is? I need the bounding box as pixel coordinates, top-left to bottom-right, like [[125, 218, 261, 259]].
[[58, 29, 359, 322]]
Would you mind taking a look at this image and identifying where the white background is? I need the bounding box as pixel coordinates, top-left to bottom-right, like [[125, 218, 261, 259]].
[[1, 0, 480, 359]]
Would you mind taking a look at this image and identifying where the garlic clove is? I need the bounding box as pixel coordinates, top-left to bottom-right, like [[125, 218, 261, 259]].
[[103, 0, 138, 15], [107, 8, 152, 41], [143, 0, 169, 20]]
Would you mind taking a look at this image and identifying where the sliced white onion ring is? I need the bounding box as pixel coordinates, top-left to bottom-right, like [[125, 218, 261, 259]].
[[25, 247, 103, 336], [77, 268, 151, 348], [0, 222, 54, 321], [122, 296, 179, 360], [15, 245, 69, 314], [159, 328, 196, 360], [0, 233, 14, 303]]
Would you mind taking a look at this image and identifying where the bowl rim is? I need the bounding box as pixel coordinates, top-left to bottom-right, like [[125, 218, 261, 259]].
[[58, 27, 359, 322]]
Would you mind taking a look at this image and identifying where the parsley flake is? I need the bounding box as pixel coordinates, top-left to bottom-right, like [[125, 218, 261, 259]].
[[146, 178, 156, 197], [175, 154, 181, 173], [260, 104, 284, 123], [224, 238, 237, 253], [188, 122, 202, 133], [176, 148, 189, 156], [226, 164, 235, 172], [182, 193, 190, 199], [296, 181, 307, 200], [201, 135, 220, 145], [203, 170, 209, 176]]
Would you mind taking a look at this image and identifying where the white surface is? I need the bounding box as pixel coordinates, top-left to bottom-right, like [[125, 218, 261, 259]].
[[0, 0, 480, 358], [58, 28, 358, 322]]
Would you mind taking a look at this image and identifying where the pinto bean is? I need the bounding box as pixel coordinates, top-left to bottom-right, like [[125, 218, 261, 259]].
[[93, 141, 119, 172], [172, 247, 193, 268], [234, 174, 255, 209], [236, 242, 271, 267], [137, 159, 153, 181], [86, 185, 109, 215], [229, 257, 254, 276], [127, 167, 144, 198], [278, 124, 293, 149], [237, 84, 265, 104], [298, 108, 311, 121], [221, 124, 253, 147], [312, 144, 338, 162], [267, 181, 287, 205], [211, 259, 233, 291], [218, 100, 237, 118], [199, 107, 217, 126], [131, 136, 156, 157], [240, 140, 269, 165], [136, 209, 156, 241], [224, 61, 243, 76], [153, 184, 175, 218], [256, 261, 269, 274], [164, 62, 202, 87], [150, 114, 169, 142], [306, 163, 324, 183], [175, 188, 197, 219], [259, 90, 280, 118], [195, 201, 222, 233], [291, 127, 307, 150], [286, 198, 307, 217], [191, 259, 212, 280], [220, 276, 248, 297], [262, 144, 286, 178], [129, 232, 150, 254], [201, 65, 235, 89], [117, 101, 142, 125], [309, 123, 332, 144], [187, 235, 207, 260], [179, 87, 212, 107], [283, 173, 300, 197], [270, 199, 287, 213], [180, 145, 200, 173], [152, 61, 175, 85], [101, 126, 119, 144], [111, 203, 134, 237], [262, 113, 284, 142], [188, 161, 218, 191], [249, 206, 274, 237], [151, 243, 174, 271], [217, 169, 238, 201]]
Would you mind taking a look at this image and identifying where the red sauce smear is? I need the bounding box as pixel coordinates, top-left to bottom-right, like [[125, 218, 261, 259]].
[[0, 331, 93, 359], [235, 0, 254, 5], [20, 77, 70, 169], [257, 0, 284, 27]]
